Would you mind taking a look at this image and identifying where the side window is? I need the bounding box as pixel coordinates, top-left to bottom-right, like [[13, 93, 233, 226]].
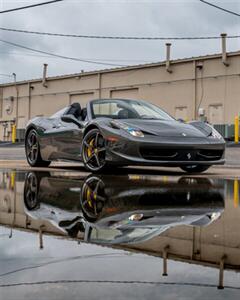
[[50, 107, 69, 118]]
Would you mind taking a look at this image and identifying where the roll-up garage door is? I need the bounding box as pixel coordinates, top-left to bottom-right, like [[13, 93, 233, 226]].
[[209, 104, 223, 124], [70, 92, 95, 107], [175, 106, 188, 121], [110, 88, 138, 99]]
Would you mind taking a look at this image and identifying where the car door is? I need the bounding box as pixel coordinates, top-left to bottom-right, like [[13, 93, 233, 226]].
[[50, 116, 85, 161]]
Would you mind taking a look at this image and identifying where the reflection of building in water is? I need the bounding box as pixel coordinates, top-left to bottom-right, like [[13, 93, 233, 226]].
[[0, 171, 67, 236], [0, 172, 14, 214], [0, 172, 240, 289]]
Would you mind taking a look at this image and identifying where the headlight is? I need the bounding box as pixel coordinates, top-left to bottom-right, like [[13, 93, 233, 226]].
[[110, 121, 144, 138], [209, 126, 222, 139], [129, 213, 143, 221], [128, 128, 144, 137], [210, 212, 221, 221]]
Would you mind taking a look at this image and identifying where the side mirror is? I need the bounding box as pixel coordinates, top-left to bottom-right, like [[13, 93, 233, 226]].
[[61, 115, 82, 128]]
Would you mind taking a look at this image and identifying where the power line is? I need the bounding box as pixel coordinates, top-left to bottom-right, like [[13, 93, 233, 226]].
[[0, 50, 153, 63], [199, 0, 240, 17], [0, 39, 126, 67], [0, 26, 240, 40], [0, 74, 14, 78], [0, 0, 64, 14]]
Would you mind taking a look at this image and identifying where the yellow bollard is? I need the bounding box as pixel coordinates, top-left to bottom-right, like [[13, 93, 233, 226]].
[[234, 180, 239, 208], [11, 124, 16, 144], [234, 116, 239, 144], [10, 171, 15, 190]]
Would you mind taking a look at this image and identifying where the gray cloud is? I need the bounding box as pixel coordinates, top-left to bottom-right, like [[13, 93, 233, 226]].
[[0, 0, 240, 83]]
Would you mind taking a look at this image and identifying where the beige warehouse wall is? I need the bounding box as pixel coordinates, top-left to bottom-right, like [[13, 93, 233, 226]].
[[139, 80, 194, 120], [0, 52, 239, 141], [30, 94, 69, 118], [70, 92, 96, 106]]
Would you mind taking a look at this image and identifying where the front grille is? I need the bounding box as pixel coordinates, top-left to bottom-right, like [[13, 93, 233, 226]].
[[139, 148, 178, 160], [140, 147, 223, 161], [197, 149, 224, 161]]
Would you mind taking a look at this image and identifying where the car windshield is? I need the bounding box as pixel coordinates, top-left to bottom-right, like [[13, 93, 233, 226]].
[[91, 99, 174, 120]]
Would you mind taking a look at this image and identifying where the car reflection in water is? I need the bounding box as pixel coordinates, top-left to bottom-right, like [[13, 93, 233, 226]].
[[24, 172, 224, 244]]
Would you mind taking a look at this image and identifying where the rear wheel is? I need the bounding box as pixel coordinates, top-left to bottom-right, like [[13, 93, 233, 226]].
[[82, 129, 108, 172], [25, 129, 50, 167], [24, 172, 40, 210], [180, 165, 210, 173]]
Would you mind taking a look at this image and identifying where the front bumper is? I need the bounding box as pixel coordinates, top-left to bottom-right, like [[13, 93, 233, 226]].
[[105, 135, 226, 167]]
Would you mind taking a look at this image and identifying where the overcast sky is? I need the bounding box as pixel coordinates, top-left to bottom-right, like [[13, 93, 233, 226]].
[[0, 0, 240, 84]]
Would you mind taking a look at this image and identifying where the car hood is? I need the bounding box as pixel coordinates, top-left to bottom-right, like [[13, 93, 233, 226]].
[[118, 119, 209, 138]]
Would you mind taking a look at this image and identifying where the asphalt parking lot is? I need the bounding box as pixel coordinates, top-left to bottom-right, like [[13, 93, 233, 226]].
[[0, 144, 239, 178]]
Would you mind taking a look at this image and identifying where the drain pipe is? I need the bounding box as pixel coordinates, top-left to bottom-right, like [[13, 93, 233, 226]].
[[12, 73, 19, 129], [221, 33, 229, 66], [42, 63, 48, 87], [166, 43, 172, 73], [98, 72, 102, 99]]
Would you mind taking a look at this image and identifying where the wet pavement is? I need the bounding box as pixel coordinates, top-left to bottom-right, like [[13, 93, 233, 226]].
[[0, 145, 240, 167], [0, 169, 240, 299]]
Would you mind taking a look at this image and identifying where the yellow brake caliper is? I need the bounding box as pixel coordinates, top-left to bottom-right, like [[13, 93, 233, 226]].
[[87, 138, 95, 157], [86, 188, 93, 208], [86, 187, 97, 209]]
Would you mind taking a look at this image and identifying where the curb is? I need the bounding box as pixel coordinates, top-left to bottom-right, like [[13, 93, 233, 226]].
[[226, 142, 240, 148], [0, 143, 24, 148]]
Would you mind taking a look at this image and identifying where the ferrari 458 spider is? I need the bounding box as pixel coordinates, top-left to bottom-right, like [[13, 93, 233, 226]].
[[25, 98, 225, 172]]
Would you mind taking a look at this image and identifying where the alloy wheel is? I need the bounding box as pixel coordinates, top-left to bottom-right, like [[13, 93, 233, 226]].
[[26, 130, 39, 165], [82, 130, 107, 172], [24, 172, 39, 210], [80, 176, 106, 221]]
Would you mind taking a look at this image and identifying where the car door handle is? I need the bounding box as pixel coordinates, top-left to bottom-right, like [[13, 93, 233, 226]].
[[52, 124, 61, 129]]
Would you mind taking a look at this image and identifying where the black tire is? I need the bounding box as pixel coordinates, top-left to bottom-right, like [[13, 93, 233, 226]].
[[25, 129, 50, 167], [180, 165, 210, 173], [24, 171, 50, 210], [82, 128, 108, 172], [80, 175, 107, 222], [24, 172, 40, 210]]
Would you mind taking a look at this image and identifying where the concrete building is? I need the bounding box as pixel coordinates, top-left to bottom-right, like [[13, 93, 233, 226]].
[[0, 46, 239, 141]]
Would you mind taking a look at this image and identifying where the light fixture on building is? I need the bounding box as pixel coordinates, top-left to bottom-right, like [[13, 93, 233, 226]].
[[196, 61, 203, 69], [8, 96, 14, 102]]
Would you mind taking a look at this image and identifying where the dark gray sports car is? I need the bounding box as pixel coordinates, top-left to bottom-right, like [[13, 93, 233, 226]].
[[25, 98, 225, 173]]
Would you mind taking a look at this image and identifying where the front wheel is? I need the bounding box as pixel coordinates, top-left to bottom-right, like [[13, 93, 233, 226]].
[[180, 165, 210, 173], [82, 129, 108, 172]]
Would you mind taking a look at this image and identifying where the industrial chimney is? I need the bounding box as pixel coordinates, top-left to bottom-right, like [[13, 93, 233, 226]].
[[221, 33, 229, 66], [42, 63, 48, 87], [165, 43, 172, 73]]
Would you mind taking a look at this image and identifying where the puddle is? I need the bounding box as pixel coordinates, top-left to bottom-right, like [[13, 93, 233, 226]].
[[0, 170, 240, 299]]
